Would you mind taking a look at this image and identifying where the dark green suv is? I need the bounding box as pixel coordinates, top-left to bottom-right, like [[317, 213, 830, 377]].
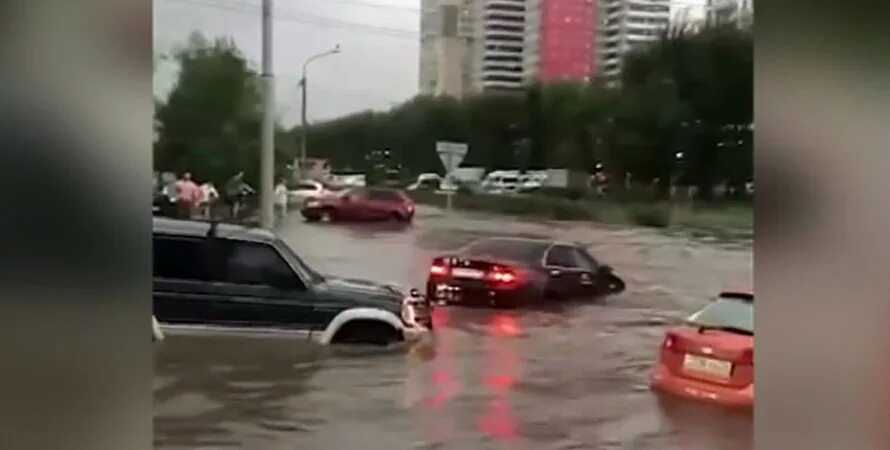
[[152, 217, 432, 345]]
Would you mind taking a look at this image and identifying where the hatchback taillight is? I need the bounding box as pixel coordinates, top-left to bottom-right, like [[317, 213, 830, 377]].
[[737, 348, 754, 365], [663, 334, 676, 350]]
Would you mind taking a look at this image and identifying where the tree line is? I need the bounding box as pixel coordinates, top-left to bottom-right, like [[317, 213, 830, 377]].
[[155, 25, 751, 199]]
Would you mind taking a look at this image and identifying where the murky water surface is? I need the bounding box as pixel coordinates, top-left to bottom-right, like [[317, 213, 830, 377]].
[[155, 206, 752, 449]]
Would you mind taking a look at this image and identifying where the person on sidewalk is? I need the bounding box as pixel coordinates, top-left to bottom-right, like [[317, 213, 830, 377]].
[[225, 172, 254, 219], [274, 179, 289, 221], [199, 181, 219, 219], [175, 172, 200, 219]]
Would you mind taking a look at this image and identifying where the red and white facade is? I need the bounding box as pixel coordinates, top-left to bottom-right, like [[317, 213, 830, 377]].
[[524, 0, 597, 83]]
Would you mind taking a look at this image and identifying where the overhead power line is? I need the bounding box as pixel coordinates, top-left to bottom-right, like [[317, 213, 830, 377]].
[[162, 0, 420, 40], [281, 0, 419, 14]]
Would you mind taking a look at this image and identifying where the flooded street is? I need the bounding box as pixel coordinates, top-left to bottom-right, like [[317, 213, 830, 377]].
[[154, 206, 753, 449]]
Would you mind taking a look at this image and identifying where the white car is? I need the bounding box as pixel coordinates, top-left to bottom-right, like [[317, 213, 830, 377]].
[[482, 172, 520, 195], [289, 180, 329, 206], [518, 173, 546, 192], [407, 173, 442, 191]]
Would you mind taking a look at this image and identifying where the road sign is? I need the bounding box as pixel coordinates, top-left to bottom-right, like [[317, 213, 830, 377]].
[[436, 141, 468, 174]]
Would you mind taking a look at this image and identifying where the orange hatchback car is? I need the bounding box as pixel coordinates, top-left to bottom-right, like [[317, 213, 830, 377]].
[[650, 291, 754, 408]]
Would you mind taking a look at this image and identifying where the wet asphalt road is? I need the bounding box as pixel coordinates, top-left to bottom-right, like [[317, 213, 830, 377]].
[[154, 206, 753, 450]]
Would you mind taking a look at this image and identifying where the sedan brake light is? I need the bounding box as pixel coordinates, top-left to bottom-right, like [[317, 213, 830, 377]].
[[430, 257, 450, 276], [487, 266, 519, 286]]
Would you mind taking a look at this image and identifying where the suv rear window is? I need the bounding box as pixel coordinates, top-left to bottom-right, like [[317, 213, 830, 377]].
[[687, 297, 754, 335]]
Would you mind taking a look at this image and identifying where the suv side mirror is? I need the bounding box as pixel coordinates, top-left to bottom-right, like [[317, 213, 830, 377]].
[[598, 265, 614, 275]]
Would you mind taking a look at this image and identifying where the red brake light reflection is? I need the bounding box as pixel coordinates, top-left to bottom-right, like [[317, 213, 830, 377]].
[[430, 264, 449, 276]]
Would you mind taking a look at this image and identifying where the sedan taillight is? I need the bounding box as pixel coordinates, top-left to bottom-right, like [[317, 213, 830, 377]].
[[430, 257, 450, 276], [487, 266, 520, 288]]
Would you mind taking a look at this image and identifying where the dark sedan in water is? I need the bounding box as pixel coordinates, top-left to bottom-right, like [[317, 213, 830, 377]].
[[426, 237, 625, 308]]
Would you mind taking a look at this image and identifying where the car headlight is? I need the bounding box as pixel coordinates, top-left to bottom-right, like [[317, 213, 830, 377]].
[[305, 199, 320, 208]]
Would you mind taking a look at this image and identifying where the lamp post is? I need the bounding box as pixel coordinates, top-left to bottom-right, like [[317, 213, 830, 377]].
[[298, 44, 341, 179]]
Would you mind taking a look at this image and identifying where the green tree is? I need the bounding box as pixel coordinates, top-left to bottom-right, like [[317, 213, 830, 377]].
[[619, 25, 752, 197], [154, 33, 268, 186]]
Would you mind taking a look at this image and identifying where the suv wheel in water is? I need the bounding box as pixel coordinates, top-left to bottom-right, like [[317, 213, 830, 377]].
[[606, 275, 626, 294], [331, 320, 400, 346], [319, 209, 335, 223]]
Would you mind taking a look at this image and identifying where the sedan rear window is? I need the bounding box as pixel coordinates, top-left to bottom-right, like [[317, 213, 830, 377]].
[[687, 297, 754, 335], [463, 239, 550, 264]]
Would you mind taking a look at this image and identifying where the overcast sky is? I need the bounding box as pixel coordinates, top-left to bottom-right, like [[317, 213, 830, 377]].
[[154, 0, 709, 128], [153, 0, 421, 127]]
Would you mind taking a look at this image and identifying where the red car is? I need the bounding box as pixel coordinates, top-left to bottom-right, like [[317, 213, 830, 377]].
[[650, 291, 754, 408], [301, 187, 415, 223]]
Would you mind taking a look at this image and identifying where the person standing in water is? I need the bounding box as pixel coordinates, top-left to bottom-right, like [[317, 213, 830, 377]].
[[274, 178, 289, 222]]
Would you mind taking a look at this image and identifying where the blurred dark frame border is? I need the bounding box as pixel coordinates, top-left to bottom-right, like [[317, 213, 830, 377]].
[[0, 1, 152, 450]]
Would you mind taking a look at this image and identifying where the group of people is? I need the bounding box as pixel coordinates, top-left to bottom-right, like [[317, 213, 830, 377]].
[[159, 171, 291, 221]]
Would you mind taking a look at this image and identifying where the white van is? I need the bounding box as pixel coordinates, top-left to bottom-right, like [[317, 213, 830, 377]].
[[481, 171, 520, 195]]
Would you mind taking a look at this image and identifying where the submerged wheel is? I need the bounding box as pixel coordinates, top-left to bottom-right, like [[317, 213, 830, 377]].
[[606, 275, 626, 294], [331, 320, 400, 346], [319, 209, 334, 223]]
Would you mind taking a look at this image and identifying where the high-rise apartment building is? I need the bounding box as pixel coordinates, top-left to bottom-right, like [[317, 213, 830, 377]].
[[419, 0, 475, 97], [420, 0, 622, 94], [706, 0, 752, 28], [524, 0, 597, 83], [470, 0, 528, 91], [596, 0, 671, 80]]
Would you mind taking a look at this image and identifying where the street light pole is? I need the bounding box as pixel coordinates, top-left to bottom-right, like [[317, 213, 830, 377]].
[[298, 45, 340, 179], [259, 0, 275, 228]]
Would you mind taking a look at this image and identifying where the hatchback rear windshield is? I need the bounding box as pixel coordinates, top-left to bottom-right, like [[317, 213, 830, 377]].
[[687, 297, 754, 335], [463, 239, 550, 264], [368, 189, 405, 201]]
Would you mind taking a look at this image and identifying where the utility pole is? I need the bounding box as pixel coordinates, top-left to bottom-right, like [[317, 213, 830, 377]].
[[259, 0, 275, 229], [299, 76, 307, 178]]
